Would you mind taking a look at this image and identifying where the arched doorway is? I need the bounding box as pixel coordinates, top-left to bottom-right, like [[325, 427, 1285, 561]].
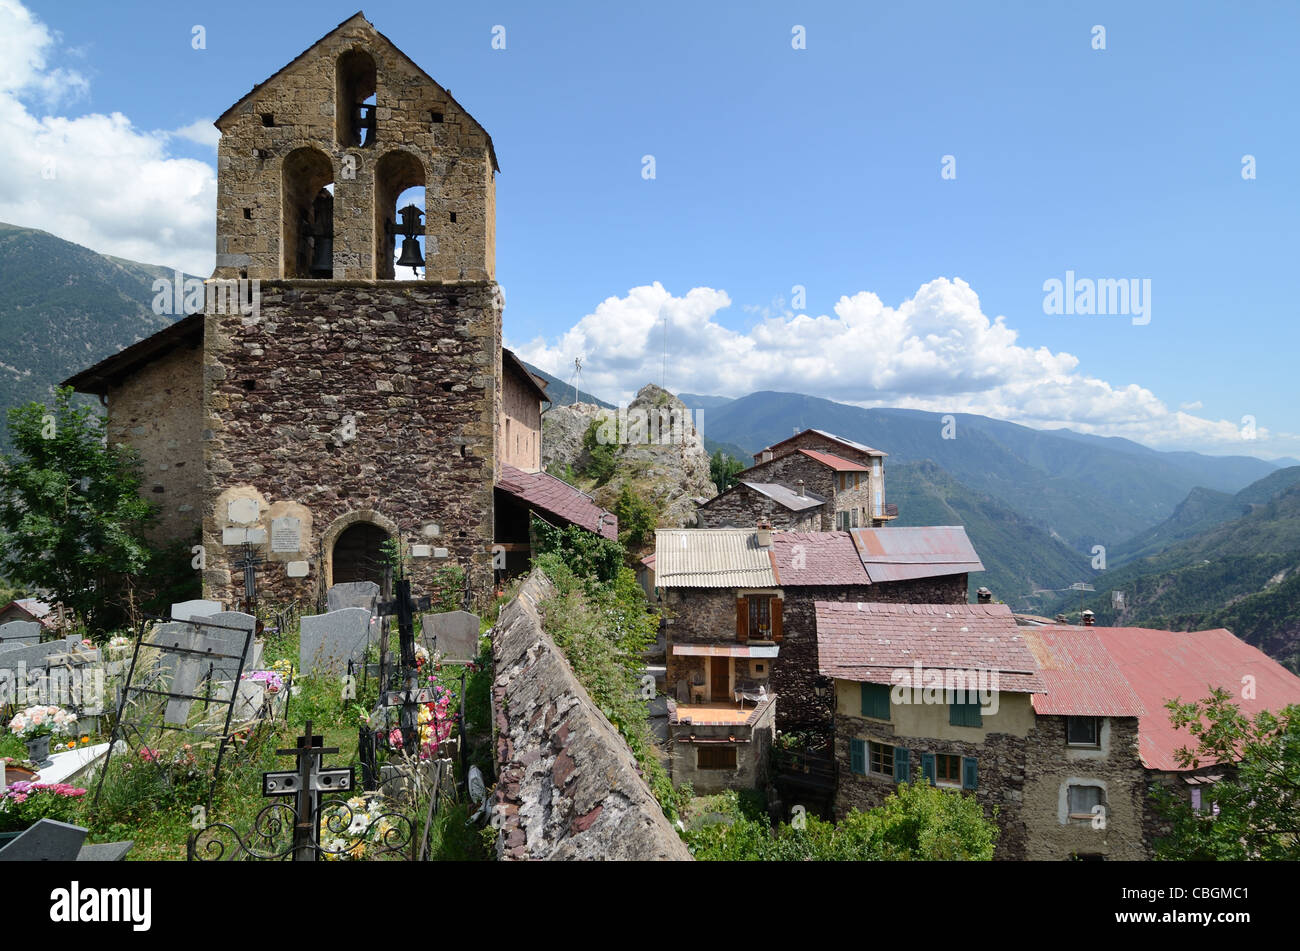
[[331, 522, 390, 586]]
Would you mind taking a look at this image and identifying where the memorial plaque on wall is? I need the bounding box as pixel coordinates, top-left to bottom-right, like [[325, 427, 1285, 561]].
[[270, 516, 302, 553]]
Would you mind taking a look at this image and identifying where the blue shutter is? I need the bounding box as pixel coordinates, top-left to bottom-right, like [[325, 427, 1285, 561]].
[[861, 683, 890, 720], [893, 747, 909, 783], [850, 738, 865, 775], [962, 756, 978, 790], [921, 752, 936, 784]]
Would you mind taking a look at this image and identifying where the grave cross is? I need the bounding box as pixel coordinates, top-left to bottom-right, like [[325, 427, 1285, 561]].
[[377, 577, 431, 752], [263, 720, 354, 861], [232, 543, 265, 614]]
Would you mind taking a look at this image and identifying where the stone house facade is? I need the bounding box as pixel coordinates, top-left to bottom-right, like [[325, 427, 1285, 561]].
[[696, 481, 825, 531]]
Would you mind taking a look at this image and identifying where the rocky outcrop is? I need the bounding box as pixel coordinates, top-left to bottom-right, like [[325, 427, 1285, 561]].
[[541, 384, 715, 529], [490, 570, 692, 861]]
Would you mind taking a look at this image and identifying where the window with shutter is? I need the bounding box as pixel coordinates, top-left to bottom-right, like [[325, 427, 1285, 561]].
[[921, 752, 936, 784], [868, 741, 894, 777], [947, 691, 983, 727], [961, 757, 978, 790], [850, 738, 865, 775], [771, 597, 783, 642], [860, 682, 890, 720], [893, 747, 910, 783], [736, 596, 748, 642], [748, 595, 773, 639]]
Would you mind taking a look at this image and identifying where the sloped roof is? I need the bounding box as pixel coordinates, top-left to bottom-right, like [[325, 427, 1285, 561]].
[[738, 482, 826, 511], [496, 465, 616, 539], [503, 348, 548, 403], [816, 601, 1046, 694], [214, 11, 499, 171], [850, 526, 983, 582], [655, 529, 777, 589], [759, 428, 886, 459], [1020, 626, 1146, 717], [796, 449, 871, 472], [1083, 626, 1300, 771], [62, 314, 203, 395], [771, 532, 870, 587]]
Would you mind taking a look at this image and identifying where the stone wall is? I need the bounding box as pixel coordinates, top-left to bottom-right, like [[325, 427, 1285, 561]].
[[212, 14, 495, 283], [739, 454, 836, 530], [668, 696, 776, 794], [106, 343, 205, 545], [696, 484, 825, 531], [1021, 714, 1149, 860], [201, 280, 500, 606], [490, 570, 692, 860]]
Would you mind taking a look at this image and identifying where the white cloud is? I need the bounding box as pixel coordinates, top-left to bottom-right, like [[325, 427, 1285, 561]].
[[0, 1, 215, 275], [170, 120, 221, 149], [1180, 400, 1203, 411], [513, 277, 1297, 458]]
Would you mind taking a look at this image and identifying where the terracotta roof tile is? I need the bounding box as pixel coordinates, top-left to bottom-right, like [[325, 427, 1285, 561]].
[[815, 601, 1046, 694]]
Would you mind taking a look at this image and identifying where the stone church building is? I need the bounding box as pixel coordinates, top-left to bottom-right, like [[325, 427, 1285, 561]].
[[64, 13, 613, 607]]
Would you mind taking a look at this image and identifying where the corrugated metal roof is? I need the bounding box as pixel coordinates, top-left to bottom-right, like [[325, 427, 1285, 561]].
[[816, 601, 1046, 694], [741, 482, 826, 511], [655, 529, 778, 588], [1020, 626, 1146, 717], [797, 449, 871, 472], [850, 526, 983, 582]]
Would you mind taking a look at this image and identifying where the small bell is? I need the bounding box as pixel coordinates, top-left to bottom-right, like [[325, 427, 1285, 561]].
[[396, 235, 424, 270], [309, 236, 333, 277]]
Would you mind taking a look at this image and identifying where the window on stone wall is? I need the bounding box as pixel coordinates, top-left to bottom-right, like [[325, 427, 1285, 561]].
[[1068, 784, 1105, 820], [1067, 716, 1101, 747], [336, 48, 377, 148], [935, 753, 961, 785], [868, 741, 894, 777], [697, 746, 737, 770]]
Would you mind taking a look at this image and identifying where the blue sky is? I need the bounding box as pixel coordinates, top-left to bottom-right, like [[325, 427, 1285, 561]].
[[6, 0, 1298, 458]]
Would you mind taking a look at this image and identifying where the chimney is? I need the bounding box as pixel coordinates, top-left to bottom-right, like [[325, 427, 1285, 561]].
[[761, 450, 773, 463], [756, 520, 773, 548], [796, 479, 805, 498], [976, 587, 992, 604], [1055, 613, 1069, 625], [1082, 610, 1095, 626]]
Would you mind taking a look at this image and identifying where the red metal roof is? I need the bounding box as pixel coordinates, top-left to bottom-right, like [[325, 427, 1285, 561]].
[[796, 449, 871, 472], [849, 526, 983, 582], [1020, 626, 1146, 718], [771, 532, 870, 587], [1081, 626, 1300, 772], [815, 601, 1046, 694], [496, 465, 617, 539]]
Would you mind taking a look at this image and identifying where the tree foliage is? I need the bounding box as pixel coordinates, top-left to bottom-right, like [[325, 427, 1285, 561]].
[[532, 518, 624, 584], [580, 419, 618, 486], [0, 388, 154, 632], [1151, 687, 1300, 860], [709, 450, 745, 496], [685, 782, 999, 860], [613, 484, 657, 552]]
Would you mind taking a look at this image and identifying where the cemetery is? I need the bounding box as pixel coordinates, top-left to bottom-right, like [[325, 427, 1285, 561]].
[[0, 572, 496, 861]]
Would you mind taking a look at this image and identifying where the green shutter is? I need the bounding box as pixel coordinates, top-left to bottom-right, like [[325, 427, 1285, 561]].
[[949, 699, 983, 728], [850, 738, 865, 775], [893, 747, 909, 783], [861, 683, 890, 720], [962, 757, 978, 790], [921, 752, 936, 784]]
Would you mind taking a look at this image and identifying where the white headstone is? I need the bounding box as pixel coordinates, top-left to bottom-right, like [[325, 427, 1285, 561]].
[[0, 620, 41, 644], [286, 561, 310, 578], [271, 517, 302, 553], [171, 599, 223, 621], [228, 497, 260, 524], [327, 581, 380, 615]]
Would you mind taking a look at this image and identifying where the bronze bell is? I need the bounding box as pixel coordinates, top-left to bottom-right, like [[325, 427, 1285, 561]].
[[309, 236, 333, 276], [390, 203, 425, 274], [396, 235, 424, 270]]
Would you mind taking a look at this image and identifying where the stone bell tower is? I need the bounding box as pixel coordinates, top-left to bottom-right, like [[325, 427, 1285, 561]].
[[201, 12, 502, 607]]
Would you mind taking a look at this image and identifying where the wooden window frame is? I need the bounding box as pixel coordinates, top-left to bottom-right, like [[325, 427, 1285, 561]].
[[697, 746, 738, 771], [934, 753, 962, 786], [868, 741, 894, 778]]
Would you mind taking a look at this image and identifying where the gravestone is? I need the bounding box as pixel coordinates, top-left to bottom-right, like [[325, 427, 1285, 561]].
[[0, 620, 41, 644], [0, 819, 132, 861], [419, 611, 480, 662], [0, 635, 84, 666], [148, 614, 255, 725], [300, 608, 371, 676], [171, 599, 223, 621], [327, 581, 380, 615]]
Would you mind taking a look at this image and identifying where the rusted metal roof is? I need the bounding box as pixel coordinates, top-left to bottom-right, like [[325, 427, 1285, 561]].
[[850, 526, 983, 582], [1020, 626, 1146, 718], [1083, 626, 1300, 772], [655, 529, 778, 589], [496, 465, 616, 539], [797, 449, 871, 472], [816, 601, 1046, 694]]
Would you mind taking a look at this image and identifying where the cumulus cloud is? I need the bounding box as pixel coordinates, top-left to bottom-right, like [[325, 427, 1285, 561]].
[[170, 120, 221, 149], [513, 277, 1293, 457], [0, 0, 215, 275]]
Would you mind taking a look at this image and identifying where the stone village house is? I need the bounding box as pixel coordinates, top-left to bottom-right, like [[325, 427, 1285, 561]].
[[697, 429, 898, 531], [63, 13, 612, 608], [819, 607, 1300, 860], [652, 523, 980, 792]]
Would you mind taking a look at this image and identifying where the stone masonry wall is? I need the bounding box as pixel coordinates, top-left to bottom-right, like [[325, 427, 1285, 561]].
[[697, 484, 825, 531], [491, 570, 692, 860], [1021, 714, 1149, 860], [106, 342, 205, 546], [738, 454, 836, 530], [202, 280, 500, 606], [212, 14, 494, 283]]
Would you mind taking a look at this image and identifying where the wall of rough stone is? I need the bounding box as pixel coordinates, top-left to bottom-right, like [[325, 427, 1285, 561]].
[[212, 14, 495, 283], [1021, 714, 1149, 860], [668, 697, 776, 794], [697, 484, 825, 531], [106, 343, 205, 546], [491, 570, 693, 860], [201, 280, 500, 606], [739, 455, 836, 530]]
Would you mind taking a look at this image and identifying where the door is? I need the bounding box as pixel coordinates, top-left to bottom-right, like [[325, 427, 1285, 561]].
[[710, 657, 730, 700]]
